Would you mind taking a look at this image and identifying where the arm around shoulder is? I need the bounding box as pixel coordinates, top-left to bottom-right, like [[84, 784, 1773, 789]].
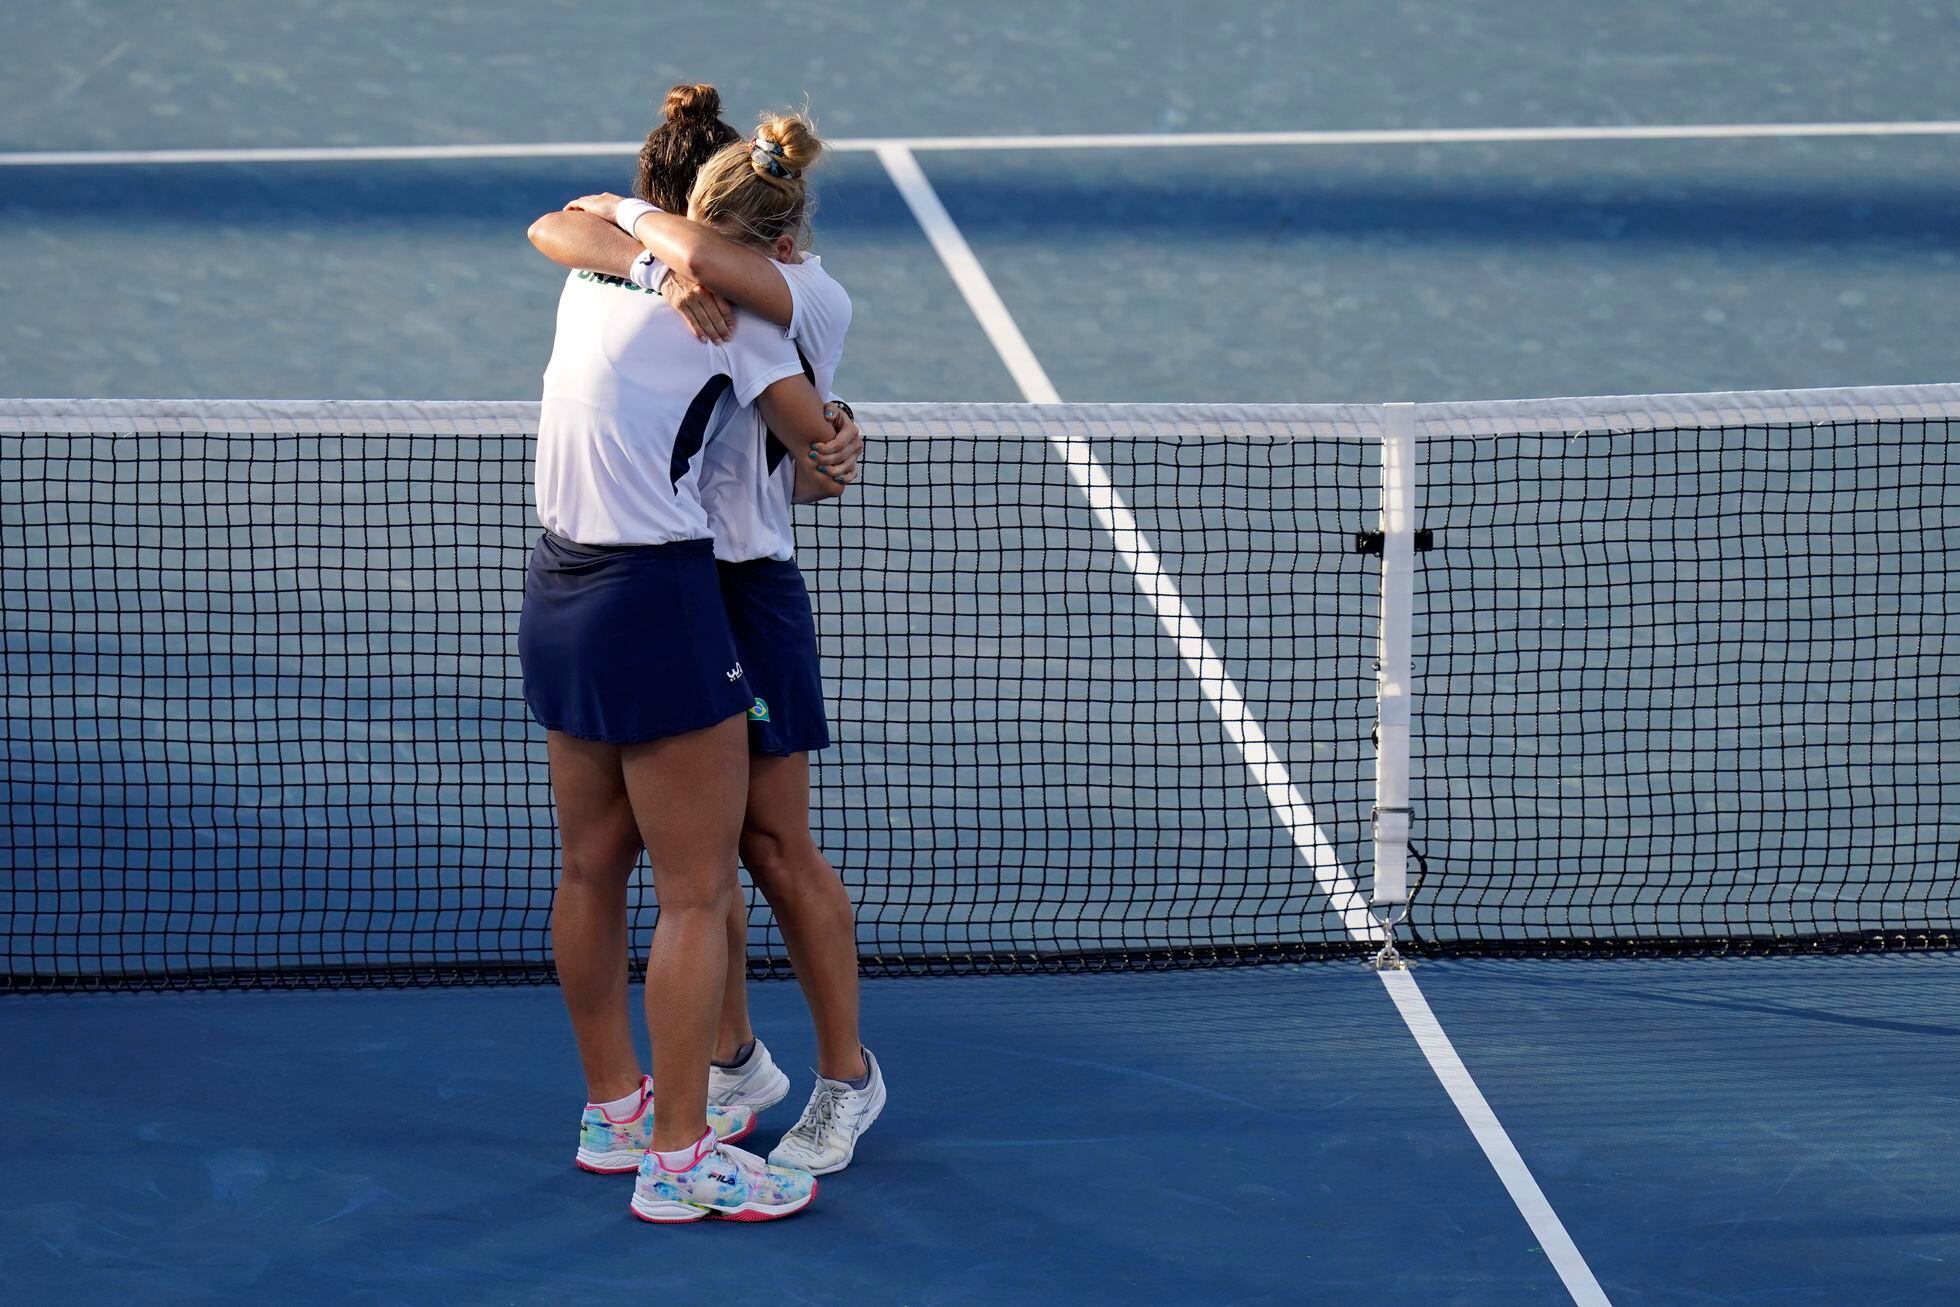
[[627, 210, 796, 328], [527, 211, 643, 280]]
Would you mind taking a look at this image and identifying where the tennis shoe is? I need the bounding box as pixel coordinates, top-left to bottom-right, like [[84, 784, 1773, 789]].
[[630, 1136, 817, 1223], [708, 1036, 792, 1113], [575, 1076, 756, 1174], [768, 1048, 886, 1175]]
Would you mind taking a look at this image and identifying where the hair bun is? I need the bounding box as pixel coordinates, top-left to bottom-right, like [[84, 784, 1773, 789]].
[[663, 83, 722, 125], [753, 112, 823, 177]]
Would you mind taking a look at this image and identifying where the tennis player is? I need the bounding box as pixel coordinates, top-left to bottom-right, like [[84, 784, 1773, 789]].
[[531, 92, 885, 1176], [520, 86, 847, 1225]]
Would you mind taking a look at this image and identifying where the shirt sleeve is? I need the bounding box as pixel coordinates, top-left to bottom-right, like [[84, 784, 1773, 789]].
[[720, 310, 806, 406], [774, 259, 854, 354]]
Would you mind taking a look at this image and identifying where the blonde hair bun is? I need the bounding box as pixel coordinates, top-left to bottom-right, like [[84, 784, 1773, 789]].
[[753, 112, 823, 177], [687, 107, 823, 249]]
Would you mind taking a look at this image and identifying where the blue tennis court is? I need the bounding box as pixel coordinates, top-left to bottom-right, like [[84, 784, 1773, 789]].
[[4, 961, 1955, 1302], [4, 6, 1959, 1305]]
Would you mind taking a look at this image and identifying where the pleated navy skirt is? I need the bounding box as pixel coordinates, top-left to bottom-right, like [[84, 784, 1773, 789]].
[[518, 533, 752, 744]]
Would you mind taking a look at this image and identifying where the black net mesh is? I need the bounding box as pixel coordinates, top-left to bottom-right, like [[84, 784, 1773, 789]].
[[2, 403, 1378, 990], [4, 398, 1953, 992], [1407, 415, 1957, 955]]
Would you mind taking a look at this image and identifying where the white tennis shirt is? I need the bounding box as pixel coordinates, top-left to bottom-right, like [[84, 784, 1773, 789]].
[[536, 270, 805, 546], [630, 253, 853, 562]]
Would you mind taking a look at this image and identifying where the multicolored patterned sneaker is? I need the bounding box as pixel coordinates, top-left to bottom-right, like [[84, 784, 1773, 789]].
[[708, 1037, 792, 1114], [768, 1048, 886, 1176], [575, 1077, 756, 1174], [630, 1134, 818, 1224]]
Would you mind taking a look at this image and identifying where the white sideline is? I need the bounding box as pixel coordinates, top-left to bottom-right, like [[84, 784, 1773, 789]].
[[2, 119, 1958, 166], [877, 142, 1375, 938], [877, 142, 1612, 1306], [1383, 973, 1612, 1305]]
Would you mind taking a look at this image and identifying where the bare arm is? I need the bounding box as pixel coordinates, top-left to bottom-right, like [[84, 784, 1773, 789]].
[[810, 405, 864, 498], [757, 376, 849, 503], [567, 193, 795, 328], [529, 209, 738, 342], [526, 210, 641, 279], [632, 210, 795, 327]]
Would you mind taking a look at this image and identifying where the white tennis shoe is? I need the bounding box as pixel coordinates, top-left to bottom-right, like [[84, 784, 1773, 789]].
[[768, 1049, 886, 1175], [630, 1135, 817, 1224], [708, 1037, 792, 1114]]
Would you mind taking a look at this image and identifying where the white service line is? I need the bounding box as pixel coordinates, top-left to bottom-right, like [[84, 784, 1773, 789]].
[[878, 140, 1612, 1307], [876, 141, 1375, 937], [3, 119, 1958, 167]]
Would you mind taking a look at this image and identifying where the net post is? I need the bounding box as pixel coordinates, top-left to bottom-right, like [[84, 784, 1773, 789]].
[[1370, 402, 1419, 969]]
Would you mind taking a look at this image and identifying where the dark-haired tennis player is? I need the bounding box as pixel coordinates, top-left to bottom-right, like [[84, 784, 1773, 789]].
[[532, 93, 885, 1176], [519, 89, 848, 1224]]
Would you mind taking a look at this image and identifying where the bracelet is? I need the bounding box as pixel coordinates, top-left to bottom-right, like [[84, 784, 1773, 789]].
[[613, 198, 658, 237], [828, 399, 855, 421]]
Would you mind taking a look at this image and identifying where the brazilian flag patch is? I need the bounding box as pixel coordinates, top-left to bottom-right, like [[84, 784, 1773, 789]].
[[748, 697, 771, 722]]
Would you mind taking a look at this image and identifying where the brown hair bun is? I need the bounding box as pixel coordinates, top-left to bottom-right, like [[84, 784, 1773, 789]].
[[663, 83, 722, 125], [634, 83, 739, 210]]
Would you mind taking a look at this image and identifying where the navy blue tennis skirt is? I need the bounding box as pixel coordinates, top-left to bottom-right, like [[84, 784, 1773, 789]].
[[717, 557, 831, 756], [518, 533, 752, 745]]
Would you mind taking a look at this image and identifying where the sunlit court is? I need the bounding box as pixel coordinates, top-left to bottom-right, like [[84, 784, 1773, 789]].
[[3, 5, 1957, 1303]]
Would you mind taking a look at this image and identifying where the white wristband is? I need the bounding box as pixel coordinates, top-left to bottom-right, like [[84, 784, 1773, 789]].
[[628, 251, 671, 294], [613, 198, 658, 237]]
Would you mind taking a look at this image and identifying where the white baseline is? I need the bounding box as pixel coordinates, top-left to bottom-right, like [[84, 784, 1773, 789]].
[[2, 119, 1958, 167]]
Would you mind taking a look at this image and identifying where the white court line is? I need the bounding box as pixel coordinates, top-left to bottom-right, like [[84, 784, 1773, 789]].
[[876, 141, 1612, 1306], [1383, 973, 1612, 1305], [882, 119, 1960, 151], [876, 141, 1376, 938], [3, 119, 1959, 166]]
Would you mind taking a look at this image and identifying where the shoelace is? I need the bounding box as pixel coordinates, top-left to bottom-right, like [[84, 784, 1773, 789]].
[[714, 1144, 765, 1184], [786, 1079, 846, 1144]]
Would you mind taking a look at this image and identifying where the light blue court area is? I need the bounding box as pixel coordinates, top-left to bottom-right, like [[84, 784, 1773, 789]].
[[928, 135, 1960, 402], [1, 960, 1954, 1305], [3, 3, 1959, 402], [0, 153, 1009, 402]]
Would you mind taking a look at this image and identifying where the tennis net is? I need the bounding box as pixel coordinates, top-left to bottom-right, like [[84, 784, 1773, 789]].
[[2, 390, 1954, 991]]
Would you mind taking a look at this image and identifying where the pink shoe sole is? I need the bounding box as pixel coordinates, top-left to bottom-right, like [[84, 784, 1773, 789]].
[[576, 1157, 638, 1175]]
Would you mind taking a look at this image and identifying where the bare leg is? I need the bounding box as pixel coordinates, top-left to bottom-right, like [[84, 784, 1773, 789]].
[[546, 730, 645, 1104], [715, 887, 756, 1062], [621, 713, 750, 1153], [740, 752, 866, 1082]]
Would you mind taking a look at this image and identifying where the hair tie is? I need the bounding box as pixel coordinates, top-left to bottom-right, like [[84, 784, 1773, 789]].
[[750, 137, 799, 181]]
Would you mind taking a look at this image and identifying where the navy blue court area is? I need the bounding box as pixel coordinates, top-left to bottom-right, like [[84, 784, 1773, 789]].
[[1, 959, 1953, 1305]]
